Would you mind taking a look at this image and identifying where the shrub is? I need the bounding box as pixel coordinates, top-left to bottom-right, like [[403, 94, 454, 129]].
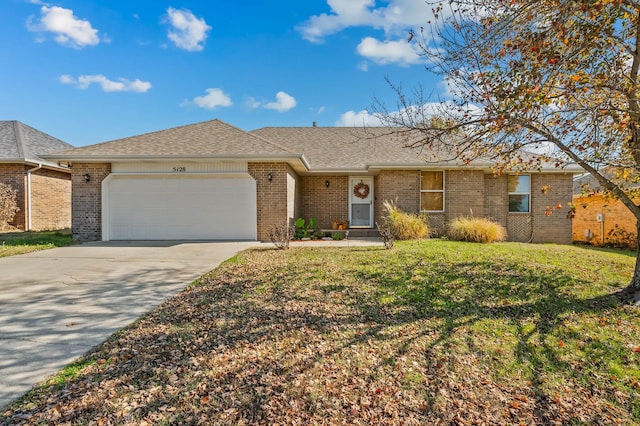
[[447, 217, 507, 243], [376, 221, 395, 249], [293, 217, 317, 239], [0, 183, 19, 231], [606, 224, 637, 250], [268, 222, 294, 249], [382, 200, 429, 240]]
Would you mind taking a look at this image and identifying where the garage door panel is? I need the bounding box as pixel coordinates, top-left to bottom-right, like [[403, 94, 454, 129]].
[[106, 175, 256, 240]]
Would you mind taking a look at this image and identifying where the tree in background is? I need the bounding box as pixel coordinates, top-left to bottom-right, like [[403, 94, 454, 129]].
[[374, 0, 640, 301]]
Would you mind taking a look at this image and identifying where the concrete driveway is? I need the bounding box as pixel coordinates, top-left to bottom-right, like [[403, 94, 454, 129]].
[[0, 240, 258, 409]]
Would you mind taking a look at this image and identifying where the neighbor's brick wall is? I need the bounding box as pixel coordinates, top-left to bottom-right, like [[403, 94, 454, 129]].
[[300, 176, 348, 228], [30, 168, 71, 230], [72, 163, 111, 241], [572, 193, 638, 248], [374, 170, 420, 226], [530, 173, 573, 244], [249, 162, 290, 241], [0, 164, 26, 229]]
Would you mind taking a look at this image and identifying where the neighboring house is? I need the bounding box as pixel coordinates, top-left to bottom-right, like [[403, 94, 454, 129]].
[[572, 172, 639, 248], [0, 121, 73, 231], [44, 119, 582, 243]]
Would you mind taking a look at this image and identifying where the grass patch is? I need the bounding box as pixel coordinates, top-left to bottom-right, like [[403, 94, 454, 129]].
[[4, 240, 640, 424], [0, 230, 73, 258]]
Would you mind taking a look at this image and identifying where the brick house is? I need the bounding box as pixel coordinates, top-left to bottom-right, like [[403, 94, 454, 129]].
[[572, 172, 639, 248], [44, 119, 581, 243], [0, 121, 73, 231]]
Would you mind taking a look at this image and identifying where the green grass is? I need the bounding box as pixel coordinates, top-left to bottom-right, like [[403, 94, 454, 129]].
[[0, 230, 73, 258], [4, 240, 640, 424]]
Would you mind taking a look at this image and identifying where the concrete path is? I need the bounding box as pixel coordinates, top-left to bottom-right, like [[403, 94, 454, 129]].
[[0, 240, 257, 409]]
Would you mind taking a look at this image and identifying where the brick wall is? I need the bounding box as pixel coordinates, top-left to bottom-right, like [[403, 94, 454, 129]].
[[484, 174, 508, 226], [0, 164, 26, 229], [445, 170, 485, 220], [300, 176, 349, 228], [30, 168, 71, 230], [530, 173, 573, 244], [482, 173, 573, 244], [248, 162, 291, 241], [374, 170, 420, 225], [572, 193, 638, 248], [72, 163, 111, 241]]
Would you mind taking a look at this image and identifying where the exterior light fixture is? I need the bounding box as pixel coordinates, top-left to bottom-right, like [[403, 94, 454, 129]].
[[83, 173, 91, 182], [267, 172, 273, 181], [325, 180, 330, 188]]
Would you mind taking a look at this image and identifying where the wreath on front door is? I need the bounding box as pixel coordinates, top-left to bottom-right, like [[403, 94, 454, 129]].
[[353, 181, 370, 199]]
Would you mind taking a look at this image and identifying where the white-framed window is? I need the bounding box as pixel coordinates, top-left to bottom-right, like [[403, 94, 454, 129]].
[[421, 171, 444, 212], [508, 174, 530, 213]]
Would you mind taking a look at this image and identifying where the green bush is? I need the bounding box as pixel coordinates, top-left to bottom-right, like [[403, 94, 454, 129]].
[[447, 217, 507, 243], [382, 200, 429, 240]]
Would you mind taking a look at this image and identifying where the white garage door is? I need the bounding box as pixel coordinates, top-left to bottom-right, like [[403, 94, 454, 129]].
[[104, 174, 256, 240]]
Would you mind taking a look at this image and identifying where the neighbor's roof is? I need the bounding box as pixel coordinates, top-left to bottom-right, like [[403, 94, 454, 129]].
[[0, 121, 73, 171], [46, 119, 305, 165]]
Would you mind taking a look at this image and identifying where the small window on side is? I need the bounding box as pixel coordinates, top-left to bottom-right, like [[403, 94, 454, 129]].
[[508, 175, 530, 213]]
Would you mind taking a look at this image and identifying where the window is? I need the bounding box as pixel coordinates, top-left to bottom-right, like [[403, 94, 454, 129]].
[[421, 171, 444, 212], [508, 175, 530, 213]]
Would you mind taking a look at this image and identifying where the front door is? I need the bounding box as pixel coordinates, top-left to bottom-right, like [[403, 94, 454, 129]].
[[349, 177, 373, 228]]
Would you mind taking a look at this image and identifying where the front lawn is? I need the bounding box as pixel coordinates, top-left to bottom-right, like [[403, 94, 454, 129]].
[[3, 241, 640, 424], [0, 231, 73, 258]]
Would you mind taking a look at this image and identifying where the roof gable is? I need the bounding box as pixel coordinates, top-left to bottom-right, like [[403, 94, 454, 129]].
[[52, 119, 294, 158], [0, 121, 73, 169]]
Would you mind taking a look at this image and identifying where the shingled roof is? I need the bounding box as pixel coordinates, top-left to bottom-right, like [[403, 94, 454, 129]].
[[45, 119, 582, 173], [48, 119, 299, 161], [0, 121, 73, 170], [251, 126, 497, 171]]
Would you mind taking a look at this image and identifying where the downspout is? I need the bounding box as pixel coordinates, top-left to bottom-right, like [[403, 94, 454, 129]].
[[26, 163, 43, 231]]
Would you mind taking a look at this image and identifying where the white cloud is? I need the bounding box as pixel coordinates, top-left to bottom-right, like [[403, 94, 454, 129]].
[[245, 97, 261, 109], [357, 37, 422, 66], [165, 7, 211, 52], [335, 110, 383, 126], [187, 88, 232, 109], [27, 5, 99, 48], [246, 92, 298, 112], [59, 74, 152, 93], [263, 92, 297, 112], [336, 100, 482, 127], [298, 0, 431, 43]]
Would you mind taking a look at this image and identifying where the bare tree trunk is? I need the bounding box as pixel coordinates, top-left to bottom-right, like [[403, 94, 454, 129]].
[[629, 221, 640, 304]]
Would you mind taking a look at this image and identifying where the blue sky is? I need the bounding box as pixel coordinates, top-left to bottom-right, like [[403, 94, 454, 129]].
[[1, 0, 443, 146]]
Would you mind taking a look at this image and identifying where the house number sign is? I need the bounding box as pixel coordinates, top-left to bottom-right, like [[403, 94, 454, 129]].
[[172, 166, 186, 172]]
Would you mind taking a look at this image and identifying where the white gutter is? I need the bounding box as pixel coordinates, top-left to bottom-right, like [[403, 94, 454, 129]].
[[26, 163, 43, 231]]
